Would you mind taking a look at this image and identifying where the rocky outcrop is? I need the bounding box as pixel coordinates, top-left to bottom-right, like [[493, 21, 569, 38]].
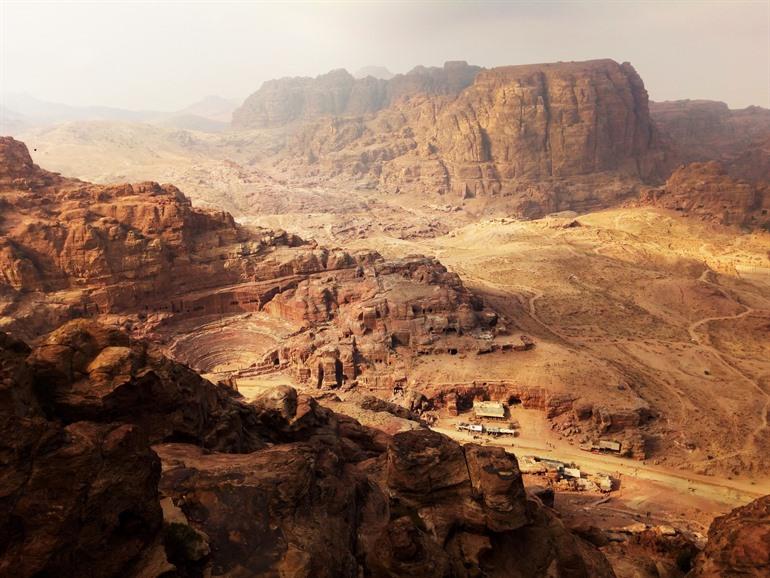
[[421, 381, 575, 418], [26, 319, 268, 451], [424, 59, 665, 189], [0, 138, 310, 326], [651, 100, 770, 183], [641, 161, 770, 228], [232, 61, 482, 129], [251, 254, 504, 388], [157, 427, 614, 578], [0, 325, 163, 577], [690, 495, 770, 577], [0, 138, 507, 386], [276, 59, 669, 216], [0, 320, 615, 577]]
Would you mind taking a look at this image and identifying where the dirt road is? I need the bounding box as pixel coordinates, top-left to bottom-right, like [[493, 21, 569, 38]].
[[431, 424, 766, 506]]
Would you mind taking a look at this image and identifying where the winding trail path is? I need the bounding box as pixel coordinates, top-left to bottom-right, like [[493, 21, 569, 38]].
[[432, 224, 770, 482], [686, 270, 770, 457]]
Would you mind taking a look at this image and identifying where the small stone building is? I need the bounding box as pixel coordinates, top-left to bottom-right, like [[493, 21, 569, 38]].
[[473, 401, 506, 419]]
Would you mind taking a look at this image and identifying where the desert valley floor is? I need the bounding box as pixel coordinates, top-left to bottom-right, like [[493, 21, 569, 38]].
[[196, 189, 770, 523], [20, 132, 770, 543]]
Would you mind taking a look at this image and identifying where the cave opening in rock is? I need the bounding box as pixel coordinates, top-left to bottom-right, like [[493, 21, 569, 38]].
[[317, 364, 324, 388], [508, 396, 522, 406], [334, 359, 344, 387]]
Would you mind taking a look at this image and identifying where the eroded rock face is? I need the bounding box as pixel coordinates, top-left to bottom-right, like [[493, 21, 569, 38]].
[[690, 495, 770, 577], [232, 61, 482, 129], [0, 137, 309, 332], [277, 59, 669, 216], [651, 100, 770, 183], [0, 137, 507, 385], [427, 59, 664, 187], [26, 319, 267, 452], [0, 326, 163, 577], [0, 321, 614, 577], [641, 161, 770, 228], [255, 254, 503, 388], [158, 428, 613, 578]]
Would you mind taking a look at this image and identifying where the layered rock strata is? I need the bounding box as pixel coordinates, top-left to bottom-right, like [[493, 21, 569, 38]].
[[641, 161, 770, 228], [651, 99, 770, 183], [272, 59, 669, 216]]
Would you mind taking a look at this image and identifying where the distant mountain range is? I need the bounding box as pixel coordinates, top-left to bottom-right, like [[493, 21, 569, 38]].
[[0, 93, 241, 134]]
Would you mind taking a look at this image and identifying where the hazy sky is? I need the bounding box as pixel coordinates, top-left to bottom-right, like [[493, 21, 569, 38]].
[[1, 1, 768, 111]]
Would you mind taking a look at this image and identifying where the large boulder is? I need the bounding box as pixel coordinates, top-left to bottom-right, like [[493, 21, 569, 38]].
[[0, 329, 162, 577], [690, 495, 770, 577], [26, 319, 266, 452]]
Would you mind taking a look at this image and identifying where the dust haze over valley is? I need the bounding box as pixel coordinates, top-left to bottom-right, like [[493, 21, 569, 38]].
[[2, 2, 770, 578]]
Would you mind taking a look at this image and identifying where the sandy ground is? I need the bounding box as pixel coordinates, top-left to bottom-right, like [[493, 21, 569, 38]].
[[336, 208, 770, 481]]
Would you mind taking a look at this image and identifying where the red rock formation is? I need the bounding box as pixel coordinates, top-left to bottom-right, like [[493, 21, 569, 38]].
[[276, 59, 670, 216], [254, 254, 503, 387], [427, 59, 664, 187], [641, 161, 770, 228], [0, 136, 509, 394], [0, 320, 615, 577], [690, 495, 770, 577], [0, 327, 163, 577], [26, 319, 268, 451], [651, 100, 770, 183], [0, 137, 309, 330]]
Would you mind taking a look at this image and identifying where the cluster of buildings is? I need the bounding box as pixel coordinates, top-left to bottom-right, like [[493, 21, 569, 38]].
[[456, 422, 518, 437], [519, 455, 615, 492]]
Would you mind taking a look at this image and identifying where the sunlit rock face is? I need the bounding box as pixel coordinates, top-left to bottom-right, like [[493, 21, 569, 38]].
[[426, 59, 665, 186], [267, 59, 670, 217]]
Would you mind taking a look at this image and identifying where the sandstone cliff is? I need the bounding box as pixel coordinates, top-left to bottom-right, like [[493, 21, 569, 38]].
[[275, 59, 669, 216], [407, 58, 665, 194], [651, 100, 770, 183], [0, 319, 615, 577], [641, 161, 770, 228], [232, 61, 482, 129]]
